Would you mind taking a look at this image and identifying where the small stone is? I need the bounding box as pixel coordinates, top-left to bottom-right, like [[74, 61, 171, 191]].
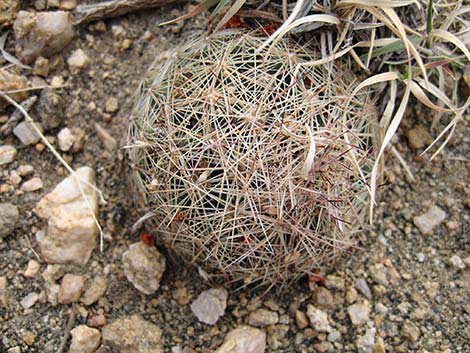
[[356, 328, 376, 353], [215, 325, 266, 353], [33, 56, 50, 77], [0, 276, 10, 307], [327, 330, 341, 343], [21, 292, 39, 309], [0, 203, 19, 238], [57, 127, 75, 151], [368, 264, 388, 286], [449, 255, 465, 270], [122, 242, 166, 294], [324, 275, 345, 290], [347, 302, 370, 326], [375, 302, 388, 316], [416, 253, 425, 262], [20, 177, 43, 192], [51, 75, 64, 88], [295, 310, 309, 329], [70, 127, 86, 153], [81, 276, 107, 306], [374, 337, 386, 353], [21, 331, 36, 346], [17, 164, 34, 176], [401, 320, 420, 342], [102, 315, 164, 353], [315, 287, 333, 308], [94, 122, 117, 151], [247, 309, 279, 327], [173, 286, 191, 306], [313, 341, 333, 352], [346, 286, 358, 303], [69, 325, 101, 353], [0, 145, 17, 165], [42, 264, 64, 282], [24, 259, 41, 277], [13, 121, 42, 145], [413, 205, 447, 235], [0, 69, 29, 111], [306, 305, 331, 332], [68, 48, 90, 70], [190, 287, 228, 325], [0, 0, 19, 27], [45, 283, 60, 306], [58, 274, 84, 304], [88, 314, 106, 328], [13, 11, 74, 64], [406, 125, 433, 150], [9, 171, 22, 186], [105, 97, 119, 113], [355, 278, 372, 299], [60, 0, 77, 10]]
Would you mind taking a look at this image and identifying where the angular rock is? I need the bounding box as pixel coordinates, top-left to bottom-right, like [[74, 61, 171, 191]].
[[0, 276, 10, 307], [0, 145, 17, 165], [324, 275, 345, 291], [36, 88, 65, 130], [81, 276, 107, 306], [215, 325, 266, 353], [348, 302, 370, 326], [122, 242, 166, 294], [355, 278, 372, 299], [295, 310, 309, 329], [69, 325, 101, 353], [247, 309, 279, 327], [0, 203, 19, 238], [306, 305, 331, 332], [57, 127, 75, 151], [88, 314, 106, 328], [449, 255, 465, 270], [105, 97, 119, 113], [68, 48, 89, 70], [33, 56, 50, 77], [58, 274, 84, 304], [190, 287, 228, 325], [0, 69, 29, 111], [401, 320, 420, 342], [13, 121, 41, 145], [13, 11, 74, 64], [21, 292, 39, 309], [24, 259, 41, 277], [35, 167, 99, 265], [20, 177, 43, 192], [413, 205, 447, 235], [102, 315, 164, 353], [356, 328, 375, 353]]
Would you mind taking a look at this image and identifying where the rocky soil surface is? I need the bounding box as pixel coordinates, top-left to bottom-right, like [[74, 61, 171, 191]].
[[1, 1, 469, 353]]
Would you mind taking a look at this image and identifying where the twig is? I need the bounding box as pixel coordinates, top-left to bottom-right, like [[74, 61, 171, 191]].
[[74, 0, 182, 24], [56, 304, 77, 353], [1, 95, 37, 136]]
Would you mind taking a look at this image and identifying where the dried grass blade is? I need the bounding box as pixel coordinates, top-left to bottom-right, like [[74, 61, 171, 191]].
[[301, 124, 315, 180], [0, 33, 31, 70], [429, 29, 470, 61]]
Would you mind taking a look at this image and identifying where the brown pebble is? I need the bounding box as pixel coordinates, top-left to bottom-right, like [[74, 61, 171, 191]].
[[88, 314, 106, 327], [58, 274, 85, 304], [35, 143, 45, 152]]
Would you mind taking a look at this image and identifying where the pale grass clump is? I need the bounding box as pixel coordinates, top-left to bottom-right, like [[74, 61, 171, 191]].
[[127, 30, 378, 289]]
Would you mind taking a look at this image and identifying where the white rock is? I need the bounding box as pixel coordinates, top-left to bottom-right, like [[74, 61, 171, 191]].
[[24, 260, 41, 277], [35, 167, 99, 265], [20, 177, 43, 192], [122, 242, 166, 295], [68, 49, 90, 69], [306, 305, 331, 332], [413, 205, 447, 235], [348, 302, 370, 326], [13, 121, 41, 145], [449, 255, 465, 270], [215, 325, 266, 353], [57, 127, 75, 151], [69, 325, 101, 353], [105, 97, 119, 113], [190, 287, 228, 325], [356, 328, 376, 353], [21, 292, 39, 309], [0, 145, 17, 165], [327, 331, 341, 343], [247, 309, 279, 327], [17, 164, 34, 176], [0, 203, 19, 238], [102, 315, 164, 353], [58, 274, 84, 304]]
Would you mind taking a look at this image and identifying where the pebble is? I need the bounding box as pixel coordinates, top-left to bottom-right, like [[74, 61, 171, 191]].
[[327, 330, 341, 343], [347, 302, 370, 326], [368, 264, 388, 286], [60, 0, 77, 10], [449, 255, 465, 270], [102, 315, 164, 353], [346, 286, 358, 303], [42, 264, 64, 282], [356, 328, 376, 353], [24, 259, 41, 277], [0, 69, 29, 111], [17, 164, 34, 176], [0, 276, 10, 307], [0, 145, 17, 165], [417, 253, 425, 263], [13, 11, 74, 64], [172, 286, 191, 305], [57, 127, 75, 151], [401, 320, 420, 342], [190, 287, 228, 325], [58, 274, 84, 304], [295, 310, 309, 329], [0, 203, 19, 238], [20, 177, 43, 192], [105, 97, 119, 113], [0, 0, 19, 27], [88, 313, 106, 328], [306, 305, 331, 332], [13, 121, 41, 145], [68, 48, 90, 70], [413, 205, 447, 235], [21, 292, 39, 309], [122, 242, 166, 295], [37, 88, 65, 130], [374, 337, 386, 353], [94, 122, 118, 151], [35, 167, 99, 265], [247, 309, 279, 327], [215, 325, 266, 353], [355, 278, 372, 299], [81, 275, 107, 305], [33, 56, 50, 77], [9, 170, 21, 186], [313, 341, 333, 352], [324, 275, 345, 291], [315, 287, 333, 308], [69, 325, 101, 353]]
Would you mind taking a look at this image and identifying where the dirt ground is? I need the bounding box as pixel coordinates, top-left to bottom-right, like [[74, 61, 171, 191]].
[[1, 2, 469, 352]]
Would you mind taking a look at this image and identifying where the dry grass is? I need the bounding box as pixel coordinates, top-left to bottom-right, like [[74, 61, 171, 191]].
[[127, 30, 378, 289]]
